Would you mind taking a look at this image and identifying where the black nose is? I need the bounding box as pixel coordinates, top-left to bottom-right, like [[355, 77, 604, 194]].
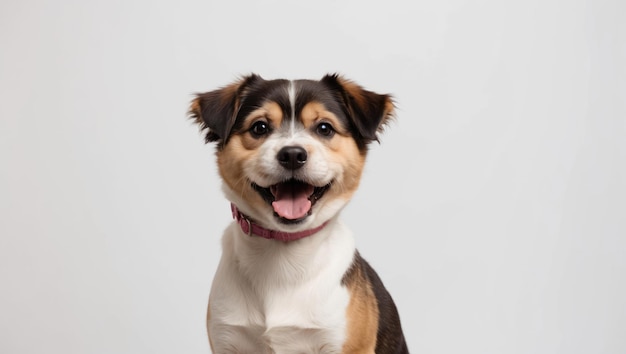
[[277, 146, 307, 170]]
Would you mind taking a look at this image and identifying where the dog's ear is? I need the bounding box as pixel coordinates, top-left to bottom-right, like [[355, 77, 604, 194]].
[[321, 73, 395, 143], [189, 74, 262, 146]]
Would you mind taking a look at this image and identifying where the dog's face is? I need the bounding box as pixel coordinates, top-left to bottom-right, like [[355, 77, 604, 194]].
[[190, 74, 394, 232]]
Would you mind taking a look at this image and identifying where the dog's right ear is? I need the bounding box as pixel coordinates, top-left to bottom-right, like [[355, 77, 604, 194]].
[[189, 74, 262, 146]]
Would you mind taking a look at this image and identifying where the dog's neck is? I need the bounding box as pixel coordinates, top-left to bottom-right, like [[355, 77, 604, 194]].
[[230, 203, 329, 242]]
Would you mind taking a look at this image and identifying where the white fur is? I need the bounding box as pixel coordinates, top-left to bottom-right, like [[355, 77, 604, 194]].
[[288, 80, 296, 134], [239, 128, 348, 234], [208, 206, 356, 353]]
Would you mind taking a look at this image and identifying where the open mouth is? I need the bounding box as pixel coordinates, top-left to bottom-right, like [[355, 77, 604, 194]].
[[252, 179, 331, 224]]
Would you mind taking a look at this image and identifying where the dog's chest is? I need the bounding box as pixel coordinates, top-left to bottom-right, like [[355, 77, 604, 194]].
[[215, 283, 349, 352], [208, 224, 355, 353]]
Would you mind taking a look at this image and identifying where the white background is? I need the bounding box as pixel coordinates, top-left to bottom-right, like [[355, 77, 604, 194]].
[[1, 0, 625, 353]]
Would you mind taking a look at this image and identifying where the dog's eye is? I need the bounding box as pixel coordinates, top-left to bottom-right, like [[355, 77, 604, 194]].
[[250, 121, 270, 137], [316, 122, 335, 137]]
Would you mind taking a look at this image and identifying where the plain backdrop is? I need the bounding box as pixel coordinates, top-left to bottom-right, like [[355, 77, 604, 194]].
[[1, 0, 625, 353]]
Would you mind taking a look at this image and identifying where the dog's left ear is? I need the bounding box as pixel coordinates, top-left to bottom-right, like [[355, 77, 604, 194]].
[[321, 74, 395, 143], [189, 74, 262, 146]]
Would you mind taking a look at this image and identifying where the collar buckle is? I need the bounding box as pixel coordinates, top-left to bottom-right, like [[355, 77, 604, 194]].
[[231, 203, 253, 236], [243, 215, 252, 236]]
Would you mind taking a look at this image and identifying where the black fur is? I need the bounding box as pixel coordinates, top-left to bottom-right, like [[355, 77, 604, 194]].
[[190, 74, 394, 151]]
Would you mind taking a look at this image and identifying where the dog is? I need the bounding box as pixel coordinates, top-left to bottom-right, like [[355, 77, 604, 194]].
[[190, 74, 408, 353]]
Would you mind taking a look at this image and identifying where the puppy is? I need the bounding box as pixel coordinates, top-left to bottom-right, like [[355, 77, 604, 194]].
[[190, 74, 408, 353]]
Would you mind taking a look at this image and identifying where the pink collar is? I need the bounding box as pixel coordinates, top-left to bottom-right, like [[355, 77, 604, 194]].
[[230, 203, 328, 242]]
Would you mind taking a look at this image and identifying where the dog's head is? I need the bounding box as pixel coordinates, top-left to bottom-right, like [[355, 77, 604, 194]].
[[190, 74, 394, 232]]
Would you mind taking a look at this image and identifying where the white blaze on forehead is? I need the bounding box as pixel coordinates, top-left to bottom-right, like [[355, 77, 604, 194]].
[[288, 80, 296, 134]]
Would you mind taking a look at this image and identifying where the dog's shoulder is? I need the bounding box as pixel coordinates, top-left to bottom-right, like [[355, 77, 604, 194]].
[[342, 251, 409, 353]]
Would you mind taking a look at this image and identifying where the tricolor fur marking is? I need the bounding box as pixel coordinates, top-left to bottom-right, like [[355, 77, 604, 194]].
[[190, 74, 408, 353]]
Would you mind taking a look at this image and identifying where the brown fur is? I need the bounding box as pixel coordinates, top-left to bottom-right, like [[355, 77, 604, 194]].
[[342, 256, 380, 353], [237, 102, 285, 150], [216, 133, 268, 213], [299, 101, 367, 201]]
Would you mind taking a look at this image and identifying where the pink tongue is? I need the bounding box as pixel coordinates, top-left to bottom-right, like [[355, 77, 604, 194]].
[[271, 182, 314, 220]]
